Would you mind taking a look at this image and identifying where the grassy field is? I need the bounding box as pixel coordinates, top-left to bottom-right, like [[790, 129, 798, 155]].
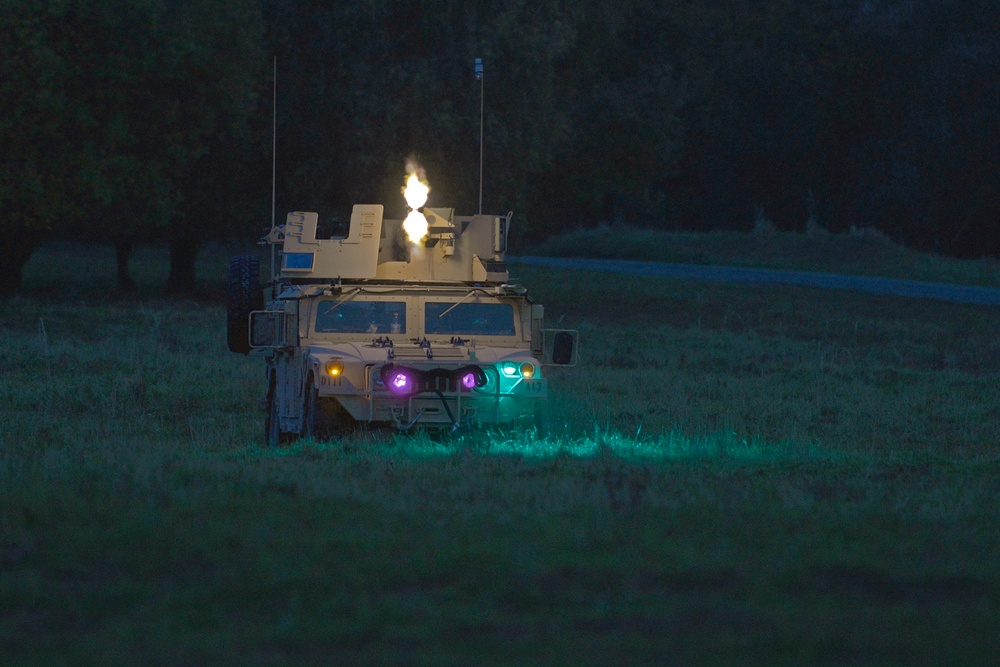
[[3, 239, 1000, 664]]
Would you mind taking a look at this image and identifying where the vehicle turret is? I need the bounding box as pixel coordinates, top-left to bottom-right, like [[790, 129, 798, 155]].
[[262, 205, 512, 284]]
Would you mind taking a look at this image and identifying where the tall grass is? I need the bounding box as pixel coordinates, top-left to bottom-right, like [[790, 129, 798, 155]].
[[3, 241, 1000, 664]]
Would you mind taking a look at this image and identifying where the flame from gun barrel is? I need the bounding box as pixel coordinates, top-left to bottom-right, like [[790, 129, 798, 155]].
[[402, 162, 430, 244]]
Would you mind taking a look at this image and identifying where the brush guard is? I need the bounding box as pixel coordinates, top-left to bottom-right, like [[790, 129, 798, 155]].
[[377, 363, 489, 431]]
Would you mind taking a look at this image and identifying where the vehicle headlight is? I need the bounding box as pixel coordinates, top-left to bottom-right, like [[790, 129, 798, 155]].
[[474, 366, 499, 394], [388, 371, 411, 393], [455, 365, 488, 390], [379, 364, 418, 396]]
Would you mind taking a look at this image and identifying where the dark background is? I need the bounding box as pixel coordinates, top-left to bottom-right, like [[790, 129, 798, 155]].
[[3, 0, 998, 294]]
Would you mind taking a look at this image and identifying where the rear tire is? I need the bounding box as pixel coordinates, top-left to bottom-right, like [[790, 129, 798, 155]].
[[227, 256, 262, 354], [303, 383, 323, 441]]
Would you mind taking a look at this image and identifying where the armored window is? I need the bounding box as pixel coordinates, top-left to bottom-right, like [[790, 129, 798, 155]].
[[425, 302, 515, 336], [315, 300, 406, 334]]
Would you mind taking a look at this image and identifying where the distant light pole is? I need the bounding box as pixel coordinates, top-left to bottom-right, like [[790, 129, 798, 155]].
[[475, 57, 483, 214]]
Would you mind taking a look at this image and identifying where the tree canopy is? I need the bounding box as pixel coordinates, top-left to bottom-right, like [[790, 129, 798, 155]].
[[0, 0, 263, 293], [2, 0, 998, 293]]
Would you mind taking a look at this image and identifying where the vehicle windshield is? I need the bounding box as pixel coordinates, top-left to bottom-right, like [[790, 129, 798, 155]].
[[425, 301, 515, 336], [316, 300, 406, 334]]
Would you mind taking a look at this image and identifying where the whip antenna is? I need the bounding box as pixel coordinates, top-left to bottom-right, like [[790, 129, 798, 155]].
[[475, 57, 483, 214], [270, 56, 277, 279]]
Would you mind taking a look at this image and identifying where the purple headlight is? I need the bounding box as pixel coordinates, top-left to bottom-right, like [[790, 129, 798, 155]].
[[461, 372, 477, 389], [389, 372, 411, 393]]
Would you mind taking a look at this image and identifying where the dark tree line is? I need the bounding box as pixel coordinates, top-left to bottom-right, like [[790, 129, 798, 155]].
[[1, 0, 264, 294], [2, 0, 998, 294]]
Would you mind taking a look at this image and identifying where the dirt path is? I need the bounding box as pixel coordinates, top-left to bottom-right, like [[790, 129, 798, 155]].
[[510, 256, 1000, 306]]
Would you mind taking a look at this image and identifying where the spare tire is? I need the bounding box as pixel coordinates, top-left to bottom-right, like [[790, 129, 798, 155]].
[[227, 256, 263, 354]]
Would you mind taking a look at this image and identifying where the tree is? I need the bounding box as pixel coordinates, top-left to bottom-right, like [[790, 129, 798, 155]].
[[262, 0, 676, 243], [0, 0, 264, 295], [660, 0, 853, 232], [251, 0, 999, 258], [0, 0, 80, 293], [827, 0, 1000, 256], [523, 0, 683, 236], [159, 0, 265, 293]]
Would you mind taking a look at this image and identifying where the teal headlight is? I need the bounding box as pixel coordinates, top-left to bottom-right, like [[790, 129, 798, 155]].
[[474, 366, 499, 394]]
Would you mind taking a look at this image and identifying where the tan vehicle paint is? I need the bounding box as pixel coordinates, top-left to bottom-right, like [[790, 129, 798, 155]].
[[227, 205, 576, 445]]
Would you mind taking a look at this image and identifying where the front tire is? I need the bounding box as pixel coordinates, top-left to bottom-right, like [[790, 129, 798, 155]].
[[264, 375, 287, 447], [534, 405, 547, 439], [302, 383, 323, 441], [302, 377, 355, 441]]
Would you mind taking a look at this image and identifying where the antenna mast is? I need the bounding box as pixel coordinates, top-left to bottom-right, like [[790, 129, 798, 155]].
[[475, 57, 483, 214], [271, 56, 277, 231], [270, 56, 277, 279]]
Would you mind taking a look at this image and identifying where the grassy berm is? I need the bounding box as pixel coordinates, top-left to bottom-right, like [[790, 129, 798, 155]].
[[3, 238, 1000, 664]]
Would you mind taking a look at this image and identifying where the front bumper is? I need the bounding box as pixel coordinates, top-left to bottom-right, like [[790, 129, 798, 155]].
[[319, 361, 546, 428]]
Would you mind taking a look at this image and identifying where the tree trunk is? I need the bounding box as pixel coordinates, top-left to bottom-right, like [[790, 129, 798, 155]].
[[0, 229, 44, 296], [114, 239, 137, 292], [166, 236, 201, 295]]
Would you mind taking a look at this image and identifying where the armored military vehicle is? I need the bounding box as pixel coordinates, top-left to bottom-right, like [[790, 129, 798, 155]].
[[227, 204, 577, 445]]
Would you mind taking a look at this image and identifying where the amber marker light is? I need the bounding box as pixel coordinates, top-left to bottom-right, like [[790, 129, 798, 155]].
[[520, 363, 535, 378], [325, 359, 344, 377]]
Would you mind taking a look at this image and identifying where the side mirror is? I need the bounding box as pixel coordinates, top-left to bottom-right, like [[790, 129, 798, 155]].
[[543, 329, 579, 366]]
